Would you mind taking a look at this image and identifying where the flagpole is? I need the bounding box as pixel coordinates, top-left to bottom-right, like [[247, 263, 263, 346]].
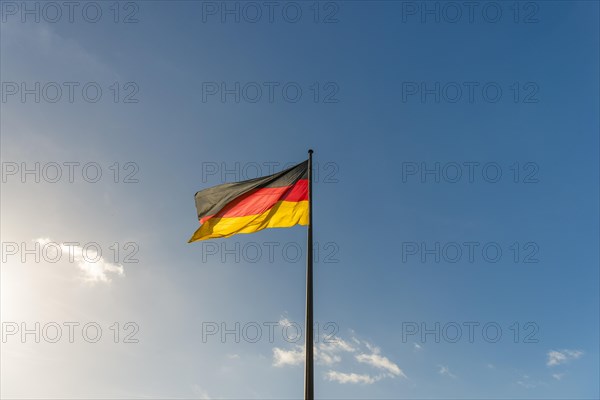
[[304, 149, 314, 400]]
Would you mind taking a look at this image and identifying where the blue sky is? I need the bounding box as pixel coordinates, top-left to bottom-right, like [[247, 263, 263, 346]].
[[1, 1, 599, 398]]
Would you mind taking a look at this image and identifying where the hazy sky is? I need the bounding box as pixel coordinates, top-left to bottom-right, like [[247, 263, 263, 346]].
[[1, 1, 599, 399]]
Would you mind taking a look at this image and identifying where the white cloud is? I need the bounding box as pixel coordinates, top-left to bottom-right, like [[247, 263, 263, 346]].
[[552, 373, 565, 381], [515, 375, 546, 389], [325, 370, 380, 385], [273, 346, 304, 367], [273, 341, 353, 367], [516, 380, 536, 389], [365, 342, 378, 353], [438, 365, 457, 379], [227, 354, 240, 360], [356, 351, 406, 378], [273, 333, 358, 367], [191, 384, 211, 399], [317, 350, 341, 366], [546, 349, 583, 367], [317, 338, 356, 365], [272, 330, 406, 384], [35, 238, 124, 283], [321, 338, 356, 353]]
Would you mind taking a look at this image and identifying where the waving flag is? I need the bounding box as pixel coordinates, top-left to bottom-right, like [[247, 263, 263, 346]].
[[189, 151, 316, 400], [188, 161, 309, 242]]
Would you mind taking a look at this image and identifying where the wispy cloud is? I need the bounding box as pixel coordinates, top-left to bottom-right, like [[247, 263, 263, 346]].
[[546, 349, 583, 367], [515, 375, 545, 389], [272, 331, 406, 385], [191, 384, 211, 400], [355, 347, 406, 378], [35, 238, 124, 283], [438, 365, 457, 379], [272, 339, 355, 367], [325, 370, 381, 385], [516, 379, 537, 389], [552, 373, 565, 381], [273, 346, 304, 367], [320, 338, 356, 354], [317, 338, 356, 365]]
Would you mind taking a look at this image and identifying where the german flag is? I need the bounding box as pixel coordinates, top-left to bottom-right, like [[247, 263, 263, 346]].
[[188, 161, 309, 242]]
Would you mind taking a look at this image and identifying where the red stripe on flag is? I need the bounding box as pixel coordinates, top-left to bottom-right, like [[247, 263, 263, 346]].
[[200, 179, 308, 223]]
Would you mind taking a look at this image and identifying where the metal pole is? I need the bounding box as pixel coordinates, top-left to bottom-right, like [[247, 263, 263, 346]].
[[304, 149, 314, 400]]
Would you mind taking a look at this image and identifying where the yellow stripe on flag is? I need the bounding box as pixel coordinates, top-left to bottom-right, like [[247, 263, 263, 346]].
[[188, 200, 309, 242]]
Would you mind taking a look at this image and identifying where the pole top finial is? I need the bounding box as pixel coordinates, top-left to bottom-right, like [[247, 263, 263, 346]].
[[308, 149, 314, 154]]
